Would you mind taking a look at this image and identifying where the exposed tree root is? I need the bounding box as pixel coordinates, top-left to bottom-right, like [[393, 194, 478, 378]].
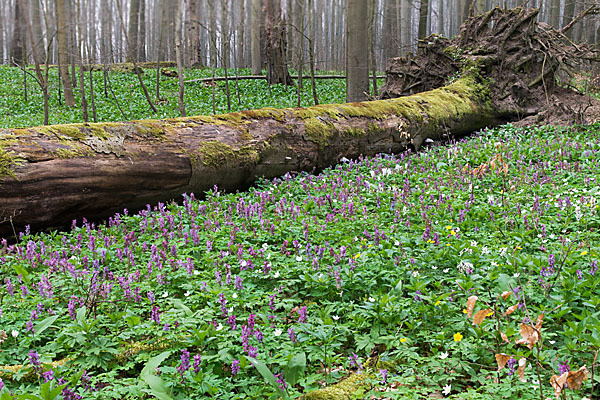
[[380, 6, 600, 125]]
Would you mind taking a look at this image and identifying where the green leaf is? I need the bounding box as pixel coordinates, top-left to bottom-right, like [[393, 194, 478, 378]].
[[140, 351, 173, 400], [172, 299, 192, 317], [13, 264, 30, 284], [284, 352, 306, 387], [140, 350, 171, 378], [34, 315, 59, 337], [248, 357, 288, 399]]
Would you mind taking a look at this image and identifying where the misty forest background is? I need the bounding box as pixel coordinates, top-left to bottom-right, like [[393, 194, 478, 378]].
[[1, 0, 599, 86]]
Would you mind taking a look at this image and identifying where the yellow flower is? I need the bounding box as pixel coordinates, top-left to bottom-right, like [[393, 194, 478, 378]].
[[400, 338, 407, 343], [486, 311, 493, 317], [581, 251, 588, 256], [516, 246, 522, 250], [435, 300, 441, 306], [453, 332, 463, 342], [450, 230, 456, 236], [354, 253, 361, 259], [446, 225, 452, 230]]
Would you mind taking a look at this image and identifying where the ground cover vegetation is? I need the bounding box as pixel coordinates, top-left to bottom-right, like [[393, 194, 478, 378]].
[[0, 65, 383, 129], [0, 122, 599, 399]]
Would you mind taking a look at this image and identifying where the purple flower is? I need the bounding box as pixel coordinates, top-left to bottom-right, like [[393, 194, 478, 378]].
[[151, 305, 160, 324], [558, 360, 570, 375], [506, 357, 517, 376], [0, 377, 4, 391], [177, 349, 190, 377], [298, 306, 307, 323], [379, 368, 388, 384], [193, 354, 202, 374], [274, 373, 287, 390], [231, 359, 240, 376], [288, 327, 297, 344], [349, 353, 363, 370], [234, 275, 244, 291], [68, 296, 78, 320], [43, 369, 54, 382]]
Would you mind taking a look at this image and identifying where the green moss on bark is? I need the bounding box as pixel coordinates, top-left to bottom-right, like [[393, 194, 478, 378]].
[[192, 141, 259, 168], [304, 117, 336, 147], [305, 373, 369, 400]]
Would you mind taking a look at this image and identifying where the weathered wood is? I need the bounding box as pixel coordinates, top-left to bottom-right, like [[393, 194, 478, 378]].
[[0, 74, 494, 237]]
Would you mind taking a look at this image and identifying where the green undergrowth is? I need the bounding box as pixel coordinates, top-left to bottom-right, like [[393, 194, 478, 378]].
[[0, 65, 383, 129], [1, 123, 600, 399]]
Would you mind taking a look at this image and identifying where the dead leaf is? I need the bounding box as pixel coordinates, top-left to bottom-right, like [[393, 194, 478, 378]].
[[566, 366, 588, 390], [535, 313, 544, 331], [500, 331, 510, 343], [504, 304, 519, 316], [550, 372, 568, 400], [473, 309, 492, 325], [466, 295, 478, 318], [515, 323, 540, 349], [517, 358, 527, 382], [500, 291, 511, 300], [495, 353, 510, 372]]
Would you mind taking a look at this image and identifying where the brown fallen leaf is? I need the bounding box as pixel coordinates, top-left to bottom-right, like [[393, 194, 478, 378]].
[[550, 372, 568, 400], [500, 291, 511, 300], [535, 312, 544, 331], [515, 323, 540, 349], [517, 358, 527, 382], [566, 366, 588, 390], [500, 331, 510, 343], [466, 295, 478, 318], [473, 309, 492, 325], [504, 304, 519, 316], [495, 353, 510, 372]]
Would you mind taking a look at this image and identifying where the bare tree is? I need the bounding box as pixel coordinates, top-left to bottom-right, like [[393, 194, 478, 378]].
[[263, 0, 293, 85], [126, 0, 141, 62], [251, 0, 262, 74], [346, 0, 369, 102], [56, 0, 76, 107]]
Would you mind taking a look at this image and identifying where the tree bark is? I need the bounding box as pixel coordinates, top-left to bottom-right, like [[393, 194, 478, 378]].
[[263, 0, 293, 85], [0, 74, 495, 237], [346, 0, 369, 102], [184, 0, 200, 67], [251, 0, 262, 74], [419, 0, 430, 39], [126, 0, 141, 62], [55, 0, 76, 107]]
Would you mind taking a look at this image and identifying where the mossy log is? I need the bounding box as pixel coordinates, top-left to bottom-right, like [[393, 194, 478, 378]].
[[0, 74, 495, 237]]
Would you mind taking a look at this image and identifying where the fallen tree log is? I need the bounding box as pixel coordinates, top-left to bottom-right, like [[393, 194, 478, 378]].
[[2, 6, 599, 238], [0, 73, 495, 237]]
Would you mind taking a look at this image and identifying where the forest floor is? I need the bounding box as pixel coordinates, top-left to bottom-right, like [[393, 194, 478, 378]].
[[0, 65, 384, 129], [1, 122, 599, 399]]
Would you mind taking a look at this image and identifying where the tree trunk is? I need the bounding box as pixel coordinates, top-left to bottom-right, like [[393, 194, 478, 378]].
[[30, 0, 46, 62], [10, 0, 26, 66], [251, 0, 262, 74], [263, 0, 293, 85], [185, 0, 200, 67], [55, 0, 76, 107], [138, 0, 146, 61], [126, 0, 140, 62], [419, 0, 430, 39], [0, 74, 495, 237], [346, 0, 369, 102]]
